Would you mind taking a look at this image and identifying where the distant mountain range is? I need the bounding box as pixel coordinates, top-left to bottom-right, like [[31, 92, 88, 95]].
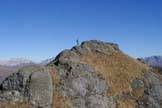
[[141, 56, 162, 68], [0, 58, 36, 81], [0, 58, 34, 67], [0, 57, 53, 79]]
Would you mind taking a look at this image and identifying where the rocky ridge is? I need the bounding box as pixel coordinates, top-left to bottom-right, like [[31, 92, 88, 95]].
[[0, 40, 162, 108], [0, 58, 34, 67], [50, 40, 162, 108]]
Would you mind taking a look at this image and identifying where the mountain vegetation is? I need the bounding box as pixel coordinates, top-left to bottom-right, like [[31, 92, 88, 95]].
[[0, 40, 161, 108]]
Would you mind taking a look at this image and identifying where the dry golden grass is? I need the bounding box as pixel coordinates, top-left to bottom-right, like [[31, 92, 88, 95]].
[[49, 66, 60, 86], [0, 102, 32, 108], [117, 99, 136, 108], [80, 52, 148, 96], [53, 92, 73, 108], [80, 51, 149, 108], [49, 67, 73, 108]]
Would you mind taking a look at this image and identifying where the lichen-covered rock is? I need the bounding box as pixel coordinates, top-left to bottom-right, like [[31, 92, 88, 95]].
[[57, 63, 109, 97], [0, 71, 32, 95], [71, 40, 120, 55], [52, 49, 81, 65], [0, 65, 53, 108], [86, 95, 116, 108], [52, 40, 120, 66], [0, 90, 24, 102], [138, 72, 162, 108], [52, 47, 116, 108], [72, 97, 86, 108], [131, 79, 144, 89], [70, 95, 116, 108], [29, 70, 53, 108]]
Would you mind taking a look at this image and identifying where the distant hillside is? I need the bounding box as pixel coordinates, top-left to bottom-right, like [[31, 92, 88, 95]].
[[0, 58, 35, 67], [0, 58, 36, 83], [142, 56, 162, 68]]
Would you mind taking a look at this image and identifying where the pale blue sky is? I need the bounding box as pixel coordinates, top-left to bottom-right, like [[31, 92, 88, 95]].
[[0, 0, 161, 62]]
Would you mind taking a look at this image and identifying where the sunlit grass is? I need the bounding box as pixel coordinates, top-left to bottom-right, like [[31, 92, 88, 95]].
[[0, 102, 32, 108], [80, 51, 149, 108]]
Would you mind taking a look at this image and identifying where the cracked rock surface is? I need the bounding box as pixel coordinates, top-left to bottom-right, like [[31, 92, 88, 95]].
[[0, 65, 53, 108]]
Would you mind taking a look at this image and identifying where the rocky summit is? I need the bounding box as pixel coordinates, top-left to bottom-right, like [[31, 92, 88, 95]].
[[0, 40, 162, 108]]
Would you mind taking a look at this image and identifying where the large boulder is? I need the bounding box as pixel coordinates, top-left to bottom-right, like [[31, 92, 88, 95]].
[[86, 94, 116, 108], [52, 40, 120, 66], [72, 40, 120, 55], [138, 72, 162, 108], [29, 70, 53, 108], [54, 62, 115, 108], [0, 65, 53, 108]]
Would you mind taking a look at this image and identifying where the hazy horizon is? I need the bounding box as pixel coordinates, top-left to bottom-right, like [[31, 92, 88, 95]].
[[0, 0, 161, 62]]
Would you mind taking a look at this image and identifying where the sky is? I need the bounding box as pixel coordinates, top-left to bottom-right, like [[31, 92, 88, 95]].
[[0, 0, 161, 62]]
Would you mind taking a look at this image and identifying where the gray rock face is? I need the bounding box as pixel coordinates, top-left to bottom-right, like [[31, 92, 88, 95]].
[[57, 63, 108, 94], [52, 40, 162, 108], [86, 95, 116, 108], [56, 62, 115, 108], [0, 90, 24, 102], [0, 66, 53, 108], [70, 94, 116, 108], [52, 40, 120, 66], [72, 97, 86, 108], [50, 40, 122, 108], [29, 71, 53, 108], [53, 46, 116, 108], [53, 49, 81, 65], [79, 40, 120, 55], [0, 69, 32, 102], [62, 74, 108, 97], [138, 72, 162, 108], [0, 71, 31, 96]]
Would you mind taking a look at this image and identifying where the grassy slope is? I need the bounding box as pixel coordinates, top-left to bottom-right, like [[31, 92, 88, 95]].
[[80, 51, 149, 108], [51, 51, 149, 108], [0, 102, 32, 108]]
